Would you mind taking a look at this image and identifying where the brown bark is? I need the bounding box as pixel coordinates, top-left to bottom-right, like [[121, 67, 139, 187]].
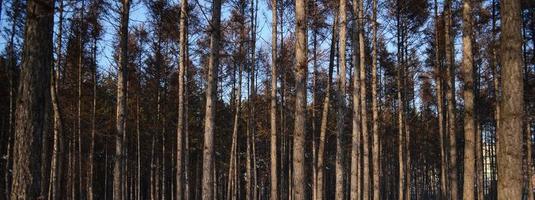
[[270, 0, 278, 198], [114, 0, 130, 199], [358, 0, 369, 198], [371, 0, 379, 198], [48, 0, 64, 199], [336, 0, 347, 198], [444, 0, 458, 198], [396, 3, 405, 199], [318, 17, 337, 200], [292, 0, 307, 198], [350, 0, 361, 198], [9, 0, 54, 199], [202, 0, 222, 198], [433, 0, 447, 199], [176, 0, 187, 199], [461, 0, 476, 199], [497, 0, 524, 199]]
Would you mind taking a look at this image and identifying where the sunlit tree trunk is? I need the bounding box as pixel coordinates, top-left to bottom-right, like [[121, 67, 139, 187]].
[[396, 2, 405, 198], [176, 0, 187, 199], [202, 0, 222, 198], [9, 0, 54, 199], [371, 0, 379, 199], [350, 1, 361, 199], [497, 0, 524, 199], [461, 0, 476, 199], [358, 0, 369, 198], [336, 0, 347, 198], [270, 0, 278, 198]]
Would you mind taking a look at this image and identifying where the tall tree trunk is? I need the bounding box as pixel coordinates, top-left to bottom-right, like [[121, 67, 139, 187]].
[[9, 0, 54, 199], [270, 0, 278, 198], [433, 0, 447, 198], [396, 2, 405, 199], [202, 0, 222, 198], [227, 62, 241, 200], [336, 0, 347, 198], [176, 0, 187, 198], [292, 0, 307, 198], [461, 0, 476, 199], [114, 0, 130, 199], [444, 0, 458, 198], [358, 0, 369, 198], [87, 15, 97, 200], [497, 0, 524, 199], [318, 18, 337, 200], [77, 2, 85, 199], [49, 0, 64, 198], [136, 87, 141, 200], [350, 0, 361, 198], [184, 48, 190, 200], [526, 121, 533, 200], [371, 0, 379, 198]]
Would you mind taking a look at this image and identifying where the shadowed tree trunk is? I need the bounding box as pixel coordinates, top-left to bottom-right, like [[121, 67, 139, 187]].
[[292, 0, 307, 198], [48, 0, 64, 199], [318, 17, 337, 200], [9, 0, 54, 199], [433, 0, 447, 199], [114, 0, 130, 199], [444, 0, 458, 198], [176, 0, 187, 199], [497, 0, 524, 199]]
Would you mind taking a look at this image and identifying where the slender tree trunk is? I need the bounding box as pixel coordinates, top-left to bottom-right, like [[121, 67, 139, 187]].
[[526, 121, 533, 200], [114, 1, 130, 199], [371, 0, 379, 198], [336, 0, 347, 198], [318, 18, 337, 200], [497, 0, 524, 199], [49, 0, 64, 198], [292, 0, 307, 198], [461, 0, 476, 199], [444, 0, 458, 198], [270, 0, 278, 198], [311, 3, 318, 199], [358, 0, 369, 198], [350, 1, 361, 199], [433, 0, 447, 199], [9, 0, 54, 199], [136, 89, 141, 200], [150, 137, 155, 200], [87, 17, 97, 200], [184, 49, 190, 200], [77, 2, 85, 199], [396, 2, 405, 199], [202, 0, 222, 198], [176, 0, 187, 199]]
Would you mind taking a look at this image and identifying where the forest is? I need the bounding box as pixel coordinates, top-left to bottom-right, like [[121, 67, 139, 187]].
[[0, 0, 533, 199]]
